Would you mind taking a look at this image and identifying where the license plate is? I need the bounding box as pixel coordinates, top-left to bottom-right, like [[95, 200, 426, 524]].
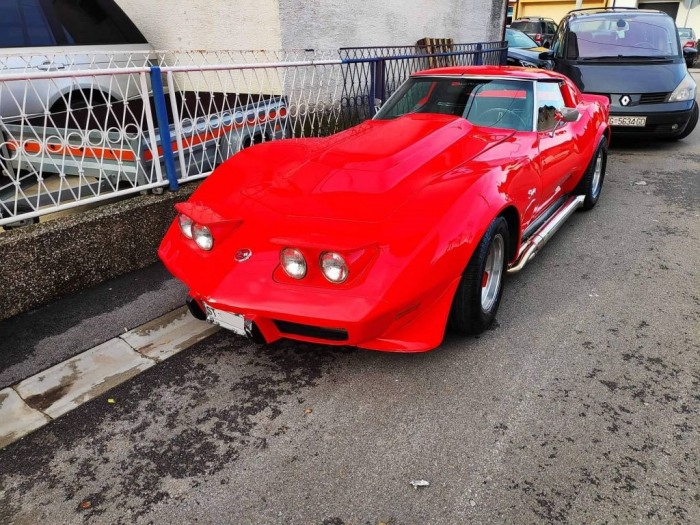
[[204, 303, 247, 336], [609, 115, 647, 127]]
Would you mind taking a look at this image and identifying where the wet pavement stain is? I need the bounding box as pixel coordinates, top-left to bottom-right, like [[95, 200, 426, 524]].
[[22, 361, 80, 412], [0, 331, 351, 523]]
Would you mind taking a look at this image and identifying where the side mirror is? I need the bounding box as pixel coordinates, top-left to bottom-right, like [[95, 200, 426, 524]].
[[539, 50, 554, 60], [550, 107, 579, 137], [556, 107, 580, 123]]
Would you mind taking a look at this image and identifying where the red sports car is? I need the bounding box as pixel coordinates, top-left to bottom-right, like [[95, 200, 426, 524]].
[[159, 66, 610, 352]]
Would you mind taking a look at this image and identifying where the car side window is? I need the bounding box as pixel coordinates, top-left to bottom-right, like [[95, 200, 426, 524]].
[[546, 22, 557, 34], [551, 24, 566, 58], [0, 0, 147, 48], [536, 82, 566, 132], [0, 0, 56, 48], [51, 0, 147, 45]]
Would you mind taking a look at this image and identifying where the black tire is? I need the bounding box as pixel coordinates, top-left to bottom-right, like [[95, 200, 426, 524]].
[[574, 137, 607, 211], [675, 101, 698, 141], [448, 217, 509, 335]]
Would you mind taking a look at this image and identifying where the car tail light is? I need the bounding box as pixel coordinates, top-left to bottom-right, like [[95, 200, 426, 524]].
[[535, 33, 542, 43], [280, 248, 307, 279], [684, 40, 696, 48]]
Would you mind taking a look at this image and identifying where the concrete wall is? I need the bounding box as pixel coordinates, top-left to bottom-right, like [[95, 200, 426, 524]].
[[116, 0, 283, 50], [0, 187, 197, 322], [278, 0, 507, 48], [115, 0, 505, 51]]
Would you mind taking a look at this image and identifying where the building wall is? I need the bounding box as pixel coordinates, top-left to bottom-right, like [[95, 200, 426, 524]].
[[115, 0, 506, 51], [515, 0, 610, 22], [513, 0, 699, 32], [116, 0, 283, 50], [278, 0, 507, 48]]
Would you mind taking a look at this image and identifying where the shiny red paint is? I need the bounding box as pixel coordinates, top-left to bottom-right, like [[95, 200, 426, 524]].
[[159, 66, 610, 352]]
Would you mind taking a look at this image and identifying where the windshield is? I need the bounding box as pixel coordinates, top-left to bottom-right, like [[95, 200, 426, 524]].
[[375, 77, 534, 132], [569, 13, 679, 58], [506, 29, 539, 49]]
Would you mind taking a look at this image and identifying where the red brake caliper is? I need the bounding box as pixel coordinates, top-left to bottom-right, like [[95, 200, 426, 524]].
[[482, 272, 489, 287]]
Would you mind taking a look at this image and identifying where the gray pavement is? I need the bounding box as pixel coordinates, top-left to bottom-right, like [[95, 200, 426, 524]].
[[1, 114, 699, 523]]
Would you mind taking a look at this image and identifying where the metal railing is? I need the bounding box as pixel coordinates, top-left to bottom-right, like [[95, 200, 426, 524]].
[[0, 43, 506, 227]]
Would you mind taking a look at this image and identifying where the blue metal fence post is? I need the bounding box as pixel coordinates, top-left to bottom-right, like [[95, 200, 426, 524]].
[[475, 43, 483, 66], [149, 66, 179, 191], [375, 58, 386, 109], [368, 60, 377, 117]]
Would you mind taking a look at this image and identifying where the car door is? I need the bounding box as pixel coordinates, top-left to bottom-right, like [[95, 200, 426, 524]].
[[534, 80, 580, 214]]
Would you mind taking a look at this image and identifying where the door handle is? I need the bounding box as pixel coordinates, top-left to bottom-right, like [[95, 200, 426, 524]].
[[36, 62, 65, 71]]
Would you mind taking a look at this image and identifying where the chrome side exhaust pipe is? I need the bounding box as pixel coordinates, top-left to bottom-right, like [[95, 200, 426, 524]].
[[507, 195, 585, 274]]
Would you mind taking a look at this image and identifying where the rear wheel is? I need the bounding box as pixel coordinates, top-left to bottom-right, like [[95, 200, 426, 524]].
[[574, 137, 607, 211], [448, 217, 509, 335]]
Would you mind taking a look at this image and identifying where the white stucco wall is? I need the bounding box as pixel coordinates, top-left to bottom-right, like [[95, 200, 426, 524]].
[[115, 0, 506, 51], [116, 0, 283, 50], [278, 0, 507, 48]]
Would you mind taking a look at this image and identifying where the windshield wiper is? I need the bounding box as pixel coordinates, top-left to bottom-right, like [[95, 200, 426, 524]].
[[579, 55, 671, 61]]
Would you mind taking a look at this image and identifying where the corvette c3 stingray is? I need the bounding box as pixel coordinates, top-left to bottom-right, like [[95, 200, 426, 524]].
[[159, 66, 610, 352]]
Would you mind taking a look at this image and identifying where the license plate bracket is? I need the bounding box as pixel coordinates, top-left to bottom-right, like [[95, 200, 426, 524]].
[[204, 303, 247, 336]]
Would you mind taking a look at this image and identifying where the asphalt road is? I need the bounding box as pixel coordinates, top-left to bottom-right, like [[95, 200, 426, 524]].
[[1, 120, 699, 523]]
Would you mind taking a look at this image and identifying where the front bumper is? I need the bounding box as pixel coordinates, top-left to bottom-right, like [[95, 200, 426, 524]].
[[604, 98, 696, 137], [159, 225, 456, 353]]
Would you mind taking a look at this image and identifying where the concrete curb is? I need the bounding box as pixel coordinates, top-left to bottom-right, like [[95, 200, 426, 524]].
[[0, 306, 218, 449]]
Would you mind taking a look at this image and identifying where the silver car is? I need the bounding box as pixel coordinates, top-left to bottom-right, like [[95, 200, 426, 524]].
[[0, 0, 153, 118]]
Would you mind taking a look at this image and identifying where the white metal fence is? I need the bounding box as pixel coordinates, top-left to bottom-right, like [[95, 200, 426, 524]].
[[0, 44, 506, 227]]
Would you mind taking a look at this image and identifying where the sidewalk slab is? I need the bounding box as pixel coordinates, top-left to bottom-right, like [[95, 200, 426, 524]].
[[121, 307, 219, 361], [15, 339, 155, 419], [0, 388, 51, 449]]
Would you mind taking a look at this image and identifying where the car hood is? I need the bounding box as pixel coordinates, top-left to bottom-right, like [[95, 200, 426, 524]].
[[197, 114, 513, 223], [509, 46, 549, 62], [562, 62, 685, 94]]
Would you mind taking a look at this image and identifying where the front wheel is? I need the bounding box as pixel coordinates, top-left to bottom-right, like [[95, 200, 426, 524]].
[[448, 217, 509, 335], [574, 137, 607, 211]]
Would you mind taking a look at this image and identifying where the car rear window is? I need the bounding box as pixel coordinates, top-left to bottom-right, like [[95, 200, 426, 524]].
[[678, 28, 693, 38], [512, 21, 541, 33]]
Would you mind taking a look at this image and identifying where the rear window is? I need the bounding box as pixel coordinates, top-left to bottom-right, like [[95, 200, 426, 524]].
[[0, 0, 147, 49], [569, 13, 680, 58], [512, 21, 542, 33], [678, 28, 693, 38]]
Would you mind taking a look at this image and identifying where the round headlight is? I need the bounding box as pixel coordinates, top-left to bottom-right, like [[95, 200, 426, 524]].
[[178, 214, 193, 239], [320, 252, 348, 283], [280, 248, 306, 279], [193, 224, 213, 251]]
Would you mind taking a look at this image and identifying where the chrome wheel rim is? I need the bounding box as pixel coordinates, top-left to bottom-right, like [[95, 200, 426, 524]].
[[481, 234, 504, 312], [591, 152, 603, 199]]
